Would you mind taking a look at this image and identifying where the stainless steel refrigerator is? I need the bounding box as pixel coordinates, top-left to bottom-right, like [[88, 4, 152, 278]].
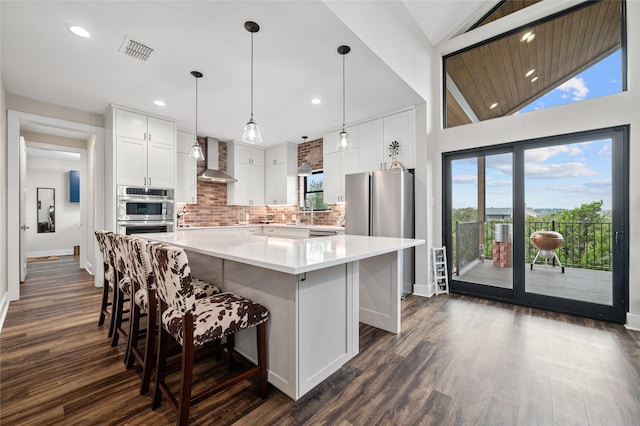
[[345, 169, 415, 296]]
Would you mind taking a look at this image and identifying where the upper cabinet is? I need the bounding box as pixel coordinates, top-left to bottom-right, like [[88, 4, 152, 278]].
[[227, 142, 265, 206], [383, 110, 415, 169], [176, 130, 197, 204], [323, 125, 359, 203], [357, 109, 415, 172], [358, 119, 384, 172], [265, 143, 298, 205], [112, 108, 176, 188]]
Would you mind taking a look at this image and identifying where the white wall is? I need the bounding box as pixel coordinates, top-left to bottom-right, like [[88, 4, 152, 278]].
[[0, 70, 8, 327], [26, 155, 81, 257]]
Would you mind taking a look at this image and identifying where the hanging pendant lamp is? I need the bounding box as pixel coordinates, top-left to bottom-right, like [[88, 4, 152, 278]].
[[242, 21, 262, 144], [336, 45, 352, 151], [297, 136, 312, 176], [188, 71, 205, 161]]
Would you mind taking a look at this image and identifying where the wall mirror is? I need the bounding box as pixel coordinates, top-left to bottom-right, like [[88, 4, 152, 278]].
[[37, 187, 55, 233]]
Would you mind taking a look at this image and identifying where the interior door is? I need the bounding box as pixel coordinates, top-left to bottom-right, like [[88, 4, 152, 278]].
[[20, 136, 28, 282]]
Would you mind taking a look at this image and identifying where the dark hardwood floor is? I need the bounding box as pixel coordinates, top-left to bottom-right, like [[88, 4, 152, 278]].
[[2, 256, 640, 425]]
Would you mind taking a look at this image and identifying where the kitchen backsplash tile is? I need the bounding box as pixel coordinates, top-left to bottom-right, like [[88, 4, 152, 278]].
[[178, 137, 345, 227]]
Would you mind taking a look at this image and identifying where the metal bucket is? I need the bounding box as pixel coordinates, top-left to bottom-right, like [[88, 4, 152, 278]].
[[494, 224, 512, 242]]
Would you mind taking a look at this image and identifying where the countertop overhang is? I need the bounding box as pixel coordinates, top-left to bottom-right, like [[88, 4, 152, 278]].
[[143, 229, 424, 275]]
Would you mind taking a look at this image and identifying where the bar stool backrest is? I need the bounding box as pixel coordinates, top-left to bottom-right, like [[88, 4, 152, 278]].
[[147, 242, 196, 315], [95, 230, 115, 281], [124, 236, 154, 292]]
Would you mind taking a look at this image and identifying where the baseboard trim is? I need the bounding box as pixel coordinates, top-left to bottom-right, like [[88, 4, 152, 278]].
[[27, 249, 75, 258], [625, 312, 640, 331], [0, 293, 10, 333], [413, 283, 435, 298]]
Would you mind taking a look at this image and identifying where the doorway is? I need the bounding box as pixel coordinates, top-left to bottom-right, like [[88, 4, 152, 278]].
[[7, 110, 105, 301], [444, 127, 628, 323]]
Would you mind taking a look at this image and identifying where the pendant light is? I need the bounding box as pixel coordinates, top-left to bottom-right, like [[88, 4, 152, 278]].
[[242, 21, 262, 144], [336, 45, 352, 151], [188, 71, 205, 161], [297, 136, 312, 176]]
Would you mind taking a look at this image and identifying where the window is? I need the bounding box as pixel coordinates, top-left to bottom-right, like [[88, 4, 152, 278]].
[[303, 171, 329, 211], [444, 0, 625, 128]]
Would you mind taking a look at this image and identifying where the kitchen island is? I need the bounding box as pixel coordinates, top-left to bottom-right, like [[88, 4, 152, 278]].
[[143, 229, 424, 400]]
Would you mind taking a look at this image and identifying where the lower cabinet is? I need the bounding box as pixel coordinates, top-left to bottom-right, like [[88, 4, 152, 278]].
[[223, 260, 357, 400]]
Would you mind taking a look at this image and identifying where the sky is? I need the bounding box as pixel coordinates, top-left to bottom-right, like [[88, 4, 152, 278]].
[[452, 50, 621, 211]]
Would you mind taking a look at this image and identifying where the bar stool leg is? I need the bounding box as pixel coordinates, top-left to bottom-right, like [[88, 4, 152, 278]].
[[257, 322, 268, 398]]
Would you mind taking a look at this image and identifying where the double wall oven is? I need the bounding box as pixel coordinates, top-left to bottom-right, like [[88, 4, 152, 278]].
[[116, 186, 174, 234]]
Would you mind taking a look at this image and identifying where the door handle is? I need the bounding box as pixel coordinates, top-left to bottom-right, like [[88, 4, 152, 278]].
[[21, 225, 29, 230], [615, 230, 624, 250]]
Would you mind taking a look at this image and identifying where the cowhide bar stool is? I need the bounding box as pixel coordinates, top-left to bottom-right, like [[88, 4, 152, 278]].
[[110, 233, 133, 350], [95, 230, 117, 337], [147, 241, 269, 426], [122, 235, 157, 394]]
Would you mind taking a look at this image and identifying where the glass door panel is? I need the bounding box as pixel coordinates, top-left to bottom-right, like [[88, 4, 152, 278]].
[[450, 153, 513, 291], [523, 139, 614, 306]]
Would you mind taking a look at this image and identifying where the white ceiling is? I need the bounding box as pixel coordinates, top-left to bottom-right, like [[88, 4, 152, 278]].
[[1, 1, 487, 145]]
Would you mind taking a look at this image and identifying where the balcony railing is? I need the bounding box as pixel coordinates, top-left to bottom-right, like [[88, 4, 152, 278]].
[[455, 220, 613, 273]]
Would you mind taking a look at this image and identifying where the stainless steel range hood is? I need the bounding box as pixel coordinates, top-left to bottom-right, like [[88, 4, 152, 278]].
[[198, 137, 237, 183]]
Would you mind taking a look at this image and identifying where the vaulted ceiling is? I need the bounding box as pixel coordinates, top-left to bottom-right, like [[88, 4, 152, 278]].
[[445, 0, 622, 127]]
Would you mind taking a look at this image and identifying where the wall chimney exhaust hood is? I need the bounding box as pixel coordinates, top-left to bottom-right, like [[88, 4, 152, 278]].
[[198, 137, 237, 183]]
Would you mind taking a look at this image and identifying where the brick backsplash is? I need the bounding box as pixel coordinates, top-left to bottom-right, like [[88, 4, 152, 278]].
[[178, 137, 345, 227]]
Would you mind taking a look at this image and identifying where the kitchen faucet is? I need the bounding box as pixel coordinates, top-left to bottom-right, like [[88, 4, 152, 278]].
[[304, 199, 314, 225]]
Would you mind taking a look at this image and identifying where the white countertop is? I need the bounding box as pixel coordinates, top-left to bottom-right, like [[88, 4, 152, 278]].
[[177, 224, 346, 232], [143, 229, 424, 275]]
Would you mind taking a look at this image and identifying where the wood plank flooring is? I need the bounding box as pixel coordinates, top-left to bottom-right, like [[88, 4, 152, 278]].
[[2, 256, 640, 425]]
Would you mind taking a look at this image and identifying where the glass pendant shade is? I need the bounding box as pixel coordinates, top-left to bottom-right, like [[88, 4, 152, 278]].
[[297, 161, 312, 176], [336, 130, 352, 151], [188, 142, 205, 161], [242, 118, 262, 144]]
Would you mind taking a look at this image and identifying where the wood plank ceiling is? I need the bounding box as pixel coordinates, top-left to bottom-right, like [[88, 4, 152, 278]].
[[445, 0, 622, 128]]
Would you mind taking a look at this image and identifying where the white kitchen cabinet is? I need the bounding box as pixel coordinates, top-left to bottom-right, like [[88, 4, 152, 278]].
[[227, 142, 265, 206], [357, 109, 416, 172], [265, 143, 297, 205], [235, 144, 264, 167], [116, 109, 175, 146], [358, 118, 385, 172], [323, 125, 358, 204], [323, 148, 358, 204], [383, 109, 415, 169], [114, 108, 175, 188], [176, 130, 197, 204]]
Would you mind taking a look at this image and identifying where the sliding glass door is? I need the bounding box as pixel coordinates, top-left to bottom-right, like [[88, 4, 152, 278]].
[[444, 127, 628, 322], [448, 151, 514, 300]]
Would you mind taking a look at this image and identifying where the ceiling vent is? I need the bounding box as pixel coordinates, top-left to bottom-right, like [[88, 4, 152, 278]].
[[119, 36, 154, 62]]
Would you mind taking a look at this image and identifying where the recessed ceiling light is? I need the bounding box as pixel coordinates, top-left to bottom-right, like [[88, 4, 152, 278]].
[[311, 98, 322, 105], [520, 31, 533, 42], [531, 76, 539, 83], [67, 24, 91, 38], [153, 100, 166, 107], [490, 103, 498, 109], [525, 69, 535, 77]]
